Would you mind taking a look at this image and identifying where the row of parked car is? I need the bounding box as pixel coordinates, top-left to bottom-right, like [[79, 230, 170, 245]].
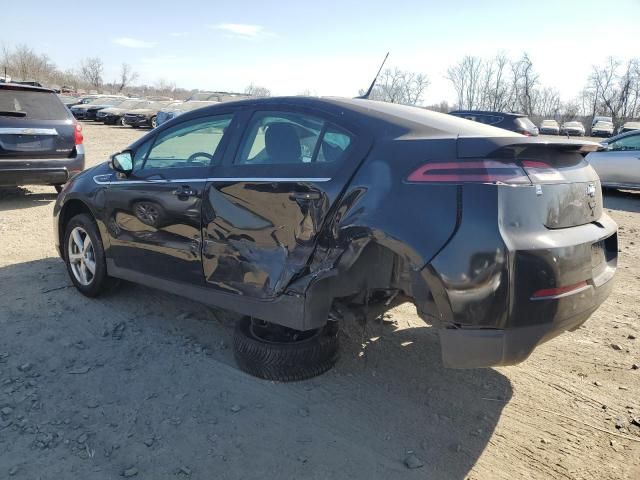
[[58, 91, 251, 128], [450, 111, 640, 138]]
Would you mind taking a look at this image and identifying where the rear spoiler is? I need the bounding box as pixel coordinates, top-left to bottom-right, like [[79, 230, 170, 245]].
[[457, 136, 601, 159]]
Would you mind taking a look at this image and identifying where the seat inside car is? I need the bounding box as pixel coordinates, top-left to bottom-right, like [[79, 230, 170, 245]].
[[264, 122, 302, 163]]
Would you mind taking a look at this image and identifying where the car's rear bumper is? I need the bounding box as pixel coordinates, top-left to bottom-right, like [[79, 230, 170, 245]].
[[438, 251, 615, 367], [420, 207, 617, 368], [0, 146, 85, 187]]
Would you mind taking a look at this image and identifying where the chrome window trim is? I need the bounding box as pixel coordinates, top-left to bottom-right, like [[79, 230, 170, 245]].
[[93, 176, 331, 185]]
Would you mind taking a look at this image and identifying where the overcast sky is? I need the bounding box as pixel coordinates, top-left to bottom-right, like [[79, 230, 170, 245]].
[[2, 0, 639, 103]]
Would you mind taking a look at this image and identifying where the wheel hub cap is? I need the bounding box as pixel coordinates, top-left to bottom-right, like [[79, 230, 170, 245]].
[[68, 226, 96, 286]]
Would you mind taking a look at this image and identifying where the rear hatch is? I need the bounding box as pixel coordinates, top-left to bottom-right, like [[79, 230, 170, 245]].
[[457, 137, 602, 228], [0, 86, 76, 159]]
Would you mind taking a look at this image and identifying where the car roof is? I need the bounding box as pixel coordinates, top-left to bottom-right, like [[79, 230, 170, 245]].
[[449, 110, 526, 118], [606, 128, 640, 142], [0, 82, 55, 93], [172, 96, 523, 140]]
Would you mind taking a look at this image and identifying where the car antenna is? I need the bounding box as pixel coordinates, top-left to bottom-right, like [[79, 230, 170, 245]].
[[357, 52, 389, 99]]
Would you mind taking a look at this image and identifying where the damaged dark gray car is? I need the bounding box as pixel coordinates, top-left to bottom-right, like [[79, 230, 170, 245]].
[[52, 97, 617, 380]]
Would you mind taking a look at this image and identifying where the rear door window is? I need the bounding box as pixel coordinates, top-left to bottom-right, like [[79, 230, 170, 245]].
[[236, 111, 353, 165], [0, 89, 69, 120]]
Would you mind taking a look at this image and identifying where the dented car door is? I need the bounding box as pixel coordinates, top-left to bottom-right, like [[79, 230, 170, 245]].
[[201, 106, 371, 299]]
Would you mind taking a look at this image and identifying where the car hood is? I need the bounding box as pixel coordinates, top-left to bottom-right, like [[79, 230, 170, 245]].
[[99, 107, 127, 115], [126, 108, 155, 116]]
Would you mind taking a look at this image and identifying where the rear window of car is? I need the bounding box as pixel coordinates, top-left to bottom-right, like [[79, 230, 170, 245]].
[[0, 89, 70, 120], [516, 117, 536, 130]]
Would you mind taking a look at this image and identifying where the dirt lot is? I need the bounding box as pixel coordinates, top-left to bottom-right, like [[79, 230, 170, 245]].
[[0, 122, 639, 479]]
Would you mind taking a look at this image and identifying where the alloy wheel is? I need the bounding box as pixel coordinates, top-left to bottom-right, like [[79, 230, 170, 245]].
[[67, 226, 96, 286]]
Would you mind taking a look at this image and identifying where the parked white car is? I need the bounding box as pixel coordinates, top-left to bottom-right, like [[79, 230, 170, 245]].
[[539, 119, 560, 135], [592, 121, 614, 137], [560, 121, 585, 136]]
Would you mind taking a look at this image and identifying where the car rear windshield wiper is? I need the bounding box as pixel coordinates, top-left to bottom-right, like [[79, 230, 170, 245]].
[[0, 110, 27, 117]]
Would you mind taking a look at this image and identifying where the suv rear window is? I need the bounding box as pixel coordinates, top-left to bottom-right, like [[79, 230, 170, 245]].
[[0, 89, 70, 120]]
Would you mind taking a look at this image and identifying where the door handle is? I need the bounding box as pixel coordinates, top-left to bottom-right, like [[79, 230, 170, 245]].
[[289, 191, 321, 201], [173, 185, 199, 198]]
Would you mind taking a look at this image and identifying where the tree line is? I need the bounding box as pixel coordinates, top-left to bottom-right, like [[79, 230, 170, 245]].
[[2, 43, 639, 126], [445, 53, 640, 127], [0, 44, 271, 100]]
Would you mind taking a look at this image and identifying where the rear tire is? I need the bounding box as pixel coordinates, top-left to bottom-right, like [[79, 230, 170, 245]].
[[54, 185, 63, 193], [233, 317, 339, 382], [150, 116, 157, 128], [63, 213, 118, 297]]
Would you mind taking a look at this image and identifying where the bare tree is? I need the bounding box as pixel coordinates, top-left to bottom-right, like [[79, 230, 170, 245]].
[[154, 78, 176, 97], [536, 87, 561, 118], [447, 54, 512, 111], [587, 57, 640, 127], [511, 53, 539, 115], [245, 83, 271, 97], [361, 68, 430, 105], [80, 57, 103, 90], [117, 63, 138, 92]]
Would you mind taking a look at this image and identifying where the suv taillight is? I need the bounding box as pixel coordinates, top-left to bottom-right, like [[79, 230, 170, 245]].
[[407, 161, 531, 185], [74, 121, 83, 145]]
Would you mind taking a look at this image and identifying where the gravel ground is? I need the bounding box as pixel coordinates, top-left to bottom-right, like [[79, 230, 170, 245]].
[[0, 122, 638, 479]]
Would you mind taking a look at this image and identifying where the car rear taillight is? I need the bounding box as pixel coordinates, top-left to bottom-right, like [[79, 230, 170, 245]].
[[407, 161, 531, 185], [74, 121, 83, 145]]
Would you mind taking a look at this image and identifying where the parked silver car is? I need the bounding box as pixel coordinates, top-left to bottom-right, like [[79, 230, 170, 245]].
[[539, 119, 560, 135], [586, 130, 640, 190], [618, 121, 640, 134], [560, 121, 585, 136], [592, 121, 614, 137]]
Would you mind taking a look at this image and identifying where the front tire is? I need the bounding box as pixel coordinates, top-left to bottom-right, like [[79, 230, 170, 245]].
[[63, 214, 115, 297], [233, 317, 339, 382]]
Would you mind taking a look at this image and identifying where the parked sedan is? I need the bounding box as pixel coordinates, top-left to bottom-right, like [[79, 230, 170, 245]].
[[96, 99, 150, 125], [156, 100, 219, 126], [591, 121, 614, 137], [587, 130, 640, 190], [561, 121, 585, 136], [618, 121, 640, 134], [53, 97, 616, 381], [539, 119, 560, 135], [449, 110, 539, 136], [70, 97, 127, 120], [58, 95, 82, 109], [123, 101, 177, 128]]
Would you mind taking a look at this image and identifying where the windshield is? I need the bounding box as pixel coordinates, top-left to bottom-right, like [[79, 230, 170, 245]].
[[0, 88, 70, 120], [541, 120, 557, 126], [565, 122, 582, 127]]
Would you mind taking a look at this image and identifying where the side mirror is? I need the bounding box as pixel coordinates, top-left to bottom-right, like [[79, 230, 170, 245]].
[[111, 151, 133, 175]]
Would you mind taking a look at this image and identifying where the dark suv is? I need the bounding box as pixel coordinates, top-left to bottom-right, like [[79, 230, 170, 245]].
[[449, 110, 539, 136], [53, 97, 616, 381], [1, 83, 85, 192]]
